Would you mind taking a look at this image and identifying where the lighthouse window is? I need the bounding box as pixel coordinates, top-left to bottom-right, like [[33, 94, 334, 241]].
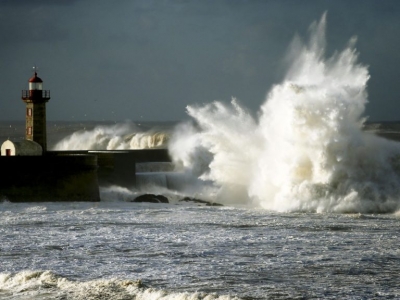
[[27, 108, 32, 116], [29, 82, 43, 90], [27, 127, 32, 135]]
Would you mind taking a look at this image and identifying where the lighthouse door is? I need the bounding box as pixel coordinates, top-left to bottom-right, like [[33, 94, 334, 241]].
[[6, 149, 11, 156]]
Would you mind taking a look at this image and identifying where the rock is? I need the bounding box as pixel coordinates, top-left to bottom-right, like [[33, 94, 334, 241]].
[[155, 195, 169, 203], [132, 194, 169, 203], [206, 202, 224, 207], [179, 197, 223, 206]]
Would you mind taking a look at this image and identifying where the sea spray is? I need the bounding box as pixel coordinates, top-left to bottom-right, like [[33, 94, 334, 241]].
[[53, 122, 170, 150], [169, 14, 400, 213]]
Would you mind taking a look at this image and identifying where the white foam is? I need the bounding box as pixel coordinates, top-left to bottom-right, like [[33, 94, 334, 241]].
[[53, 122, 169, 150], [0, 271, 240, 300], [169, 14, 400, 213]]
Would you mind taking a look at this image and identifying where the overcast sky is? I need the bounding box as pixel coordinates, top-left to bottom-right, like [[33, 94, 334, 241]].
[[0, 0, 399, 122]]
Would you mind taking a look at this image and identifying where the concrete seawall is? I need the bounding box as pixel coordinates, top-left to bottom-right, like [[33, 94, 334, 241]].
[[0, 155, 100, 202], [0, 149, 170, 202], [48, 149, 171, 188]]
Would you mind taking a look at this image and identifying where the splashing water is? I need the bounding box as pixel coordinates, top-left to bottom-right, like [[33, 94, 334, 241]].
[[53, 122, 169, 150], [169, 15, 400, 213], [0, 271, 238, 300]]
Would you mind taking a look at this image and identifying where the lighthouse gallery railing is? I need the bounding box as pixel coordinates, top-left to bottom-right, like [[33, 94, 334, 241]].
[[21, 90, 51, 99]]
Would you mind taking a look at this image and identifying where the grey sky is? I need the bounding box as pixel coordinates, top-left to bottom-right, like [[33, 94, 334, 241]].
[[0, 0, 399, 122]]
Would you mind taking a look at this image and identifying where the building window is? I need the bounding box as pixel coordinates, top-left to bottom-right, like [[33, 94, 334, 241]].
[[27, 127, 32, 135], [27, 108, 32, 116]]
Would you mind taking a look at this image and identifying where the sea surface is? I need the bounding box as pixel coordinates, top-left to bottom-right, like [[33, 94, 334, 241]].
[[1, 200, 400, 299]]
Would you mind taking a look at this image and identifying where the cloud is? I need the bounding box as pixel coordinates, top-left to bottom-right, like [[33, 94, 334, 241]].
[[0, 0, 78, 6], [1, 0, 400, 121], [0, 1, 71, 43]]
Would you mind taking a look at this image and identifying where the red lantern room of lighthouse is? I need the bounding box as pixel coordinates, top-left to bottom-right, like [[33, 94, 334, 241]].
[[21, 72, 51, 152]]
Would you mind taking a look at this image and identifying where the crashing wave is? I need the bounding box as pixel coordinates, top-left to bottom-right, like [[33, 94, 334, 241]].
[[0, 270, 240, 300], [53, 122, 169, 150], [169, 14, 400, 213]]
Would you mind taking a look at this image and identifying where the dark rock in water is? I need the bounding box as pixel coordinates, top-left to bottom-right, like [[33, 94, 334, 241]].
[[207, 202, 224, 207], [132, 194, 169, 203], [179, 197, 223, 206], [156, 195, 169, 203]]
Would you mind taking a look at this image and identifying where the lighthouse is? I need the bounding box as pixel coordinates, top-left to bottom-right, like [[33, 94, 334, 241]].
[[21, 71, 51, 152]]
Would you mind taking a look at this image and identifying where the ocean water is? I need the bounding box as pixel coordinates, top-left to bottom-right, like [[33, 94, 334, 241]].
[[1, 15, 400, 299], [1, 202, 399, 299]]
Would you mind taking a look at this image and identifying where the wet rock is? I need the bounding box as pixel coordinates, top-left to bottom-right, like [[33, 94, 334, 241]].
[[179, 197, 223, 206], [132, 194, 169, 203]]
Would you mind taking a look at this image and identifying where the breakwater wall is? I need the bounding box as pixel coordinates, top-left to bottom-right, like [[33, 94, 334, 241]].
[[0, 154, 99, 202], [47, 149, 171, 187], [0, 149, 170, 202]]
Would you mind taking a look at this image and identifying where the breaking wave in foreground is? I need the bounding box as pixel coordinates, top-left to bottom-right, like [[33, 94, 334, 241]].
[[169, 14, 400, 213], [0, 271, 237, 300]]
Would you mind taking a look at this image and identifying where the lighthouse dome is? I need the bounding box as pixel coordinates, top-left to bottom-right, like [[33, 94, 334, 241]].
[[29, 72, 43, 83]]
